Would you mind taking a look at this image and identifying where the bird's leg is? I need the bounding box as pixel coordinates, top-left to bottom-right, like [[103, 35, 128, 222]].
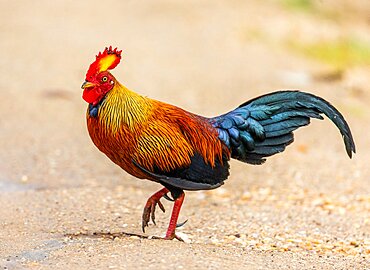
[[164, 191, 185, 240], [142, 187, 169, 232]]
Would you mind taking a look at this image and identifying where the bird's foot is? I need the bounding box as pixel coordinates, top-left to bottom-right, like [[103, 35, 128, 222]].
[[142, 189, 186, 242], [165, 233, 186, 242], [142, 188, 169, 233], [149, 233, 184, 242]]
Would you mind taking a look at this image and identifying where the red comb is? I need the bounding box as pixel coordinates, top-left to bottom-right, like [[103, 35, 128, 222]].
[[85, 46, 122, 80]]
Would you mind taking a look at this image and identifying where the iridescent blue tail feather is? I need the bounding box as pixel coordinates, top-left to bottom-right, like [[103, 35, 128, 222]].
[[211, 90, 355, 165]]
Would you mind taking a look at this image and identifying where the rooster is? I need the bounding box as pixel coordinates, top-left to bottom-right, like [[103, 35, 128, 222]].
[[81, 47, 355, 240]]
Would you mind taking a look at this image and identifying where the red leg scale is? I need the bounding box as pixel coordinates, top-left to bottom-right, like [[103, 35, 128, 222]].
[[164, 191, 185, 240]]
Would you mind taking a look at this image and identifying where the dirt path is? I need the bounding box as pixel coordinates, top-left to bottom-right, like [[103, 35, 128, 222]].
[[1, 1, 369, 269]]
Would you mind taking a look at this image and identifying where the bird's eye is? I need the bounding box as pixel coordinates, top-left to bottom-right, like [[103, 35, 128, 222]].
[[102, 76, 108, 82]]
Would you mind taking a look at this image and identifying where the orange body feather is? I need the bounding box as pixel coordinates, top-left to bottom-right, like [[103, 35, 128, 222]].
[[87, 82, 225, 181]]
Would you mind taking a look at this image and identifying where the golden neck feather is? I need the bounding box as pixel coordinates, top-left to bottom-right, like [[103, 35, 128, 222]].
[[98, 82, 152, 132]]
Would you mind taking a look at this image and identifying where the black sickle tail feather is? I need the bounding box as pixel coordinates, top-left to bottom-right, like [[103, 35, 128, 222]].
[[211, 90, 356, 165]]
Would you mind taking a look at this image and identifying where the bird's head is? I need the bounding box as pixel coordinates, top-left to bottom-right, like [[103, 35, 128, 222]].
[[81, 46, 122, 106]]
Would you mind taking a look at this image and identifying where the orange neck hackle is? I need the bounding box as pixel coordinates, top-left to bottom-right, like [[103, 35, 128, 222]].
[[97, 82, 154, 133]]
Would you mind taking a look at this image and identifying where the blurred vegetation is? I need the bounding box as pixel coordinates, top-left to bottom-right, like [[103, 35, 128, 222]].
[[289, 38, 370, 70], [245, 1, 370, 71], [280, 0, 345, 21], [281, 0, 314, 12]]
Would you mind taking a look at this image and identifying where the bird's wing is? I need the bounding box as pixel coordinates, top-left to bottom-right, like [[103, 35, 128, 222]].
[[210, 90, 355, 165], [132, 113, 230, 191]]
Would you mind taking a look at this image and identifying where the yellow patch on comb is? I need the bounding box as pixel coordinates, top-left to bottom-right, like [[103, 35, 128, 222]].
[[86, 46, 122, 80], [98, 54, 118, 72]]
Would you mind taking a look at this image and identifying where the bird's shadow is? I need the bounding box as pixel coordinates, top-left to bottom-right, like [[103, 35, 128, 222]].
[[65, 231, 149, 240]]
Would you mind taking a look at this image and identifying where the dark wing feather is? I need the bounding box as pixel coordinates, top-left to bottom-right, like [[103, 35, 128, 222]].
[[133, 153, 229, 191]]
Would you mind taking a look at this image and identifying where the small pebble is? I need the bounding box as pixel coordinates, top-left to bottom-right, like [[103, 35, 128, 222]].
[[21, 175, 28, 182]]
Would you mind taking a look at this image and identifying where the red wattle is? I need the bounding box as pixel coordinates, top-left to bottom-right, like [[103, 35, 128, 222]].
[[83, 88, 101, 105]]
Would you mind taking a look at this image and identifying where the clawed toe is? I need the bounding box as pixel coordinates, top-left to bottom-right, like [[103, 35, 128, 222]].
[[142, 188, 169, 233], [141, 188, 185, 240], [163, 193, 174, 201], [142, 199, 165, 232], [176, 219, 188, 228]]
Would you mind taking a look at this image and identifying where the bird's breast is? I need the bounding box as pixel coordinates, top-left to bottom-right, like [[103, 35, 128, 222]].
[[86, 109, 149, 179]]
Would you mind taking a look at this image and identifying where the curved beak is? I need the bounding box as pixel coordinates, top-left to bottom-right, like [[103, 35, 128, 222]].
[[81, 81, 96, 89]]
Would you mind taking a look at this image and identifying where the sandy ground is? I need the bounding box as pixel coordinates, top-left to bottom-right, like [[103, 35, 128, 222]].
[[1, 1, 370, 269]]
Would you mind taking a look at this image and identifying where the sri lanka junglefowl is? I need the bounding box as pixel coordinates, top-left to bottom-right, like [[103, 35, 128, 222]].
[[81, 46, 355, 240]]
